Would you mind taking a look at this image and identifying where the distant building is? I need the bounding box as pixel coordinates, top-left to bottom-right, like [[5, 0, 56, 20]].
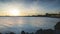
[[46, 13, 60, 18]]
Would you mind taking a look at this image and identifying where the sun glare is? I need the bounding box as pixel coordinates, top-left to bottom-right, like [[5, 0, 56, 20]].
[[8, 8, 20, 16]]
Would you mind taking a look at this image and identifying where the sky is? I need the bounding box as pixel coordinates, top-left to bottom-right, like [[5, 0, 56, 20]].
[[0, 0, 60, 16]]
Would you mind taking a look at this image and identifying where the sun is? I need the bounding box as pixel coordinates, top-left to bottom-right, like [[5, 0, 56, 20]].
[[8, 8, 20, 16]]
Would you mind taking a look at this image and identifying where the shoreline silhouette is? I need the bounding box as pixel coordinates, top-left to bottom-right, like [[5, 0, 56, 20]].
[[0, 13, 60, 18]]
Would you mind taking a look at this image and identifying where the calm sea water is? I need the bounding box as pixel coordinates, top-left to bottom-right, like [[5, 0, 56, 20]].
[[0, 17, 60, 34]]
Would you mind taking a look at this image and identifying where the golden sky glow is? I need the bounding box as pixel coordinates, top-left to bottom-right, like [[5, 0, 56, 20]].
[[0, 5, 41, 16], [7, 8, 20, 16]]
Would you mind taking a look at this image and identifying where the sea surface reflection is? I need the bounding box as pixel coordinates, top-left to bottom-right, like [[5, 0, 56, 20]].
[[0, 17, 60, 33]]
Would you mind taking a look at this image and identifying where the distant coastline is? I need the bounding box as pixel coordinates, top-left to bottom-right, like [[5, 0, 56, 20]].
[[0, 13, 60, 18], [0, 16, 60, 18]]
